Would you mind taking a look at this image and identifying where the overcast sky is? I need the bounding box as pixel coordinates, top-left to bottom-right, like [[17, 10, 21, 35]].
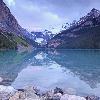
[[4, 0, 100, 32]]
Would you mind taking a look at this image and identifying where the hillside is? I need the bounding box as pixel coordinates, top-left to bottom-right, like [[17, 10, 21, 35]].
[[0, 0, 37, 50], [47, 8, 100, 49]]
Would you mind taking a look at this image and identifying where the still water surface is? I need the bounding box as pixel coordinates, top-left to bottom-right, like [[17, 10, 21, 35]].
[[0, 49, 100, 96]]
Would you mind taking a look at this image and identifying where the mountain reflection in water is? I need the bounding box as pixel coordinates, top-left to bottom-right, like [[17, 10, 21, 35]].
[[0, 49, 100, 96]]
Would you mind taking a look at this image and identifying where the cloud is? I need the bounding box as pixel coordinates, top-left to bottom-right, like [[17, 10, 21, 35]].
[[4, 0, 100, 32], [6, 0, 64, 31]]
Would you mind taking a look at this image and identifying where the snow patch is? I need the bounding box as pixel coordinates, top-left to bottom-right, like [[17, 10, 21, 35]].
[[35, 38, 44, 44], [35, 52, 44, 60]]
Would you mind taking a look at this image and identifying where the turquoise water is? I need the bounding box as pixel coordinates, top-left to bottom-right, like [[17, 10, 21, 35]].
[[0, 49, 100, 96]]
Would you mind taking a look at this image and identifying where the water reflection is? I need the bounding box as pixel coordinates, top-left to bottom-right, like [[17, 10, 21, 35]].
[[0, 50, 100, 96], [47, 50, 100, 88], [0, 50, 39, 85]]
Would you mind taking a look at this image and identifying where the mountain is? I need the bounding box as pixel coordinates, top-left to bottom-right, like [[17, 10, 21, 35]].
[[47, 8, 100, 49], [31, 30, 55, 45], [0, 0, 37, 50]]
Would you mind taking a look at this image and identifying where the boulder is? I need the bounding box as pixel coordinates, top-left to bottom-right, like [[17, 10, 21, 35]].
[[53, 93, 62, 100], [10, 86, 40, 100], [54, 87, 64, 94], [85, 95, 100, 100], [9, 91, 26, 100], [43, 90, 62, 100], [44, 90, 54, 100], [0, 92, 12, 100]]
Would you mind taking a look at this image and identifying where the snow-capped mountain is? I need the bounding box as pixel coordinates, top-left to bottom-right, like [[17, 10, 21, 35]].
[[31, 30, 56, 45], [47, 8, 100, 49]]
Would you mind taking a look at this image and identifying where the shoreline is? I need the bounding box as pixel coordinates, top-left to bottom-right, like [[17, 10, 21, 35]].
[[0, 85, 99, 100]]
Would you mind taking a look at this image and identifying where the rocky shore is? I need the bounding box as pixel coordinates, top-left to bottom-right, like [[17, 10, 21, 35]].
[[0, 85, 99, 100]]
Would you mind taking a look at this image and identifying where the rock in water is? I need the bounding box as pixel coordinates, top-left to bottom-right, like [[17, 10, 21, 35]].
[[54, 87, 64, 94], [9, 91, 26, 100], [0, 86, 99, 100], [85, 95, 100, 100], [10, 86, 40, 100]]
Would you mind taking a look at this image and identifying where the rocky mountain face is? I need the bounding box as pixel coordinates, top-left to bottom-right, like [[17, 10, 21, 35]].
[[0, 0, 37, 50], [47, 8, 100, 49], [31, 30, 55, 45]]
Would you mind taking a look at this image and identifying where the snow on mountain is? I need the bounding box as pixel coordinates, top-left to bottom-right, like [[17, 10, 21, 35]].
[[31, 30, 56, 45]]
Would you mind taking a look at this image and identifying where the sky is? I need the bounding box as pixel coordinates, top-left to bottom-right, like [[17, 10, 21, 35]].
[[3, 0, 100, 32]]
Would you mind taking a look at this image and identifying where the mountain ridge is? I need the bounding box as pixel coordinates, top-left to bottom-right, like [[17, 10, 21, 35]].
[[0, 0, 37, 50], [47, 8, 100, 49], [31, 30, 55, 45]]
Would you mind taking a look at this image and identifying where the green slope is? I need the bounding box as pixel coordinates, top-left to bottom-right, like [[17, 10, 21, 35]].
[[0, 31, 30, 50]]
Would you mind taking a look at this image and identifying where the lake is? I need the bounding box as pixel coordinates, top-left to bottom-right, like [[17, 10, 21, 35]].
[[0, 49, 100, 96]]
